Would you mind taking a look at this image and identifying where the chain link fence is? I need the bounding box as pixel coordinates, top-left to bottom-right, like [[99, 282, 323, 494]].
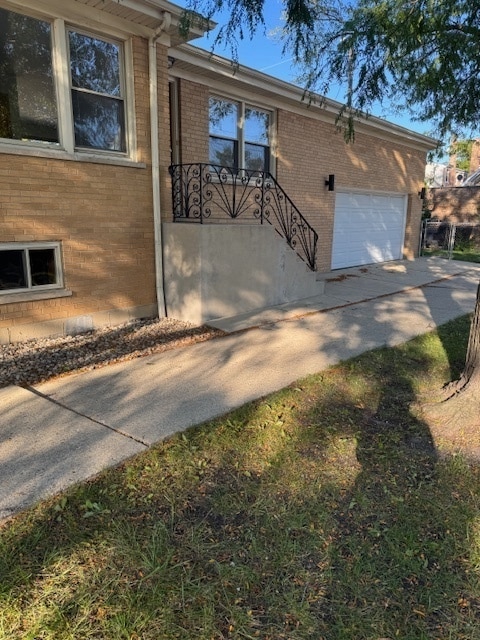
[[420, 220, 480, 260]]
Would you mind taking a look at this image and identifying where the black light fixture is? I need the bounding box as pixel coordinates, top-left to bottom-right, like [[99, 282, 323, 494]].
[[418, 187, 426, 200], [325, 174, 335, 191]]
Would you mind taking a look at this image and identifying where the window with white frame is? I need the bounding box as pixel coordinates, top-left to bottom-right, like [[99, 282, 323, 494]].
[[0, 243, 63, 293], [69, 30, 126, 152], [0, 7, 127, 153], [209, 96, 271, 173]]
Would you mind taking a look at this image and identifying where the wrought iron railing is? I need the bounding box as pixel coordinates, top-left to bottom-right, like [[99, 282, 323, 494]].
[[169, 163, 318, 271]]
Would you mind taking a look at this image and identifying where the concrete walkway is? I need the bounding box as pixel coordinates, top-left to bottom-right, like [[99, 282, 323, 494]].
[[2, 257, 480, 520]]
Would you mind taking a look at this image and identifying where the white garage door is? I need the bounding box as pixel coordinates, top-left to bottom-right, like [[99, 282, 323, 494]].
[[331, 191, 407, 269]]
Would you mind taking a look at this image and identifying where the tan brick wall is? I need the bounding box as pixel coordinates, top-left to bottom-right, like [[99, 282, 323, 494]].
[[132, 36, 151, 166], [470, 141, 480, 174], [158, 78, 210, 221], [403, 194, 421, 260], [275, 110, 425, 270], [178, 79, 210, 165], [170, 89, 425, 272], [427, 187, 480, 223], [0, 36, 165, 338]]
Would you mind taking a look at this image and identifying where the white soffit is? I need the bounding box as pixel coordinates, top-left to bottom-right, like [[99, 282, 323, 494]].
[[6, 0, 212, 41], [74, 0, 214, 41]]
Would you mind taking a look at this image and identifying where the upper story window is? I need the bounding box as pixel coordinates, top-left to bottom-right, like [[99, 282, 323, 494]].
[[0, 7, 127, 155], [69, 31, 125, 152], [0, 11, 58, 144], [209, 96, 271, 173]]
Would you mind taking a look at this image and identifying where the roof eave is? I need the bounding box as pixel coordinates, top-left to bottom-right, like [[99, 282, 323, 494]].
[[170, 43, 439, 151], [130, 0, 216, 40]]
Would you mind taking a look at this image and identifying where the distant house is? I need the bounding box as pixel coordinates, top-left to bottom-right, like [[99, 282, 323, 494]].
[[0, 0, 436, 343], [425, 164, 449, 188]]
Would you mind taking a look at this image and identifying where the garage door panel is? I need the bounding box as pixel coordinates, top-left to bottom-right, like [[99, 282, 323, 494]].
[[331, 192, 406, 269]]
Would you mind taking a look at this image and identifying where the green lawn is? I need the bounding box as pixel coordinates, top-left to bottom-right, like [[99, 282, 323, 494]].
[[2, 314, 480, 639], [421, 248, 480, 263]]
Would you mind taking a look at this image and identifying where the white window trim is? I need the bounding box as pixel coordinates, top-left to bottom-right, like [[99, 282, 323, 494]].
[[66, 24, 129, 155], [0, 241, 65, 296], [123, 37, 137, 162], [0, 141, 145, 168], [0, 5, 137, 162], [0, 287, 72, 306], [53, 18, 75, 153]]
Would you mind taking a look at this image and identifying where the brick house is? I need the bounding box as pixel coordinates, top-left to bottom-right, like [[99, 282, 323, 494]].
[[0, 0, 435, 342]]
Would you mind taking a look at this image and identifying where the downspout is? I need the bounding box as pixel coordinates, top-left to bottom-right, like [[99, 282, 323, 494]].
[[149, 12, 171, 317]]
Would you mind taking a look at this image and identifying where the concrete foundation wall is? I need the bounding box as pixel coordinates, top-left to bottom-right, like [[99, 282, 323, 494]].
[[163, 223, 324, 325], [0, 303, 157, 345]]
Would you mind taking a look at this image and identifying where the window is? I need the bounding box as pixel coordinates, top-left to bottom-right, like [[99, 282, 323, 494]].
[[209, 96, 271, 173], [69, 31, 125, 152], [0, 11, 58, 143], [0, 7, 127, 154], [0, 243, 63, 293]]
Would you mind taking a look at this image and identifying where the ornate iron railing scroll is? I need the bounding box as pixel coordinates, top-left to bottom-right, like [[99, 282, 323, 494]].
[[169, 163, 318, 271]]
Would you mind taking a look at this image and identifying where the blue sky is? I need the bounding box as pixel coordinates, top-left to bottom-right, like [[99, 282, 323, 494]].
[[181, 0, 438, 139]]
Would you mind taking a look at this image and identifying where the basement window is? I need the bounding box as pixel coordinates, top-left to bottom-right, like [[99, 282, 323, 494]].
[[0, 242, 63, 293]]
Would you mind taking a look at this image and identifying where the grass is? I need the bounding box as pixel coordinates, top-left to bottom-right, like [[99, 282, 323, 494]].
[[421, 248, 480, 263], [450, 249, 480, 263], [2, 313, 480, 639]]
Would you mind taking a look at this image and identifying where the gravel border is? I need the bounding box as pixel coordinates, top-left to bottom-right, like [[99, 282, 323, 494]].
[[0, 317, 224, 389]]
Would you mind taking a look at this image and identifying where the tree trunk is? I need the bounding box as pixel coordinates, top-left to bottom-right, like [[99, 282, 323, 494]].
[[423, 282, 480, 454], [444, 281, 480, 396]]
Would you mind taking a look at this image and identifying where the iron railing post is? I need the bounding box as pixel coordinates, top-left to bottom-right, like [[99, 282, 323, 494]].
[[199, 163, 204, 224], [260, 172, 265, 224]]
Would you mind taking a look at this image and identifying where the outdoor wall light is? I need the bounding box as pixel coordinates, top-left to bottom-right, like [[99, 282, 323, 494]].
[[418, 187, 426, 200], [325, 174, 335, 191]]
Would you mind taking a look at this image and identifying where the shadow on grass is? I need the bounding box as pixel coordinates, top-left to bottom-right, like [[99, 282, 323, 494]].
[[436, 313, 472, 384], [305, 347, 461, 639], [1, 325, 480, 639]]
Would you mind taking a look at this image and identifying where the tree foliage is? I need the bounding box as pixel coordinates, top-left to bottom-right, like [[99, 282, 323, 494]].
[[450, 138, 474, 172], [184, 0, 480, 140]]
